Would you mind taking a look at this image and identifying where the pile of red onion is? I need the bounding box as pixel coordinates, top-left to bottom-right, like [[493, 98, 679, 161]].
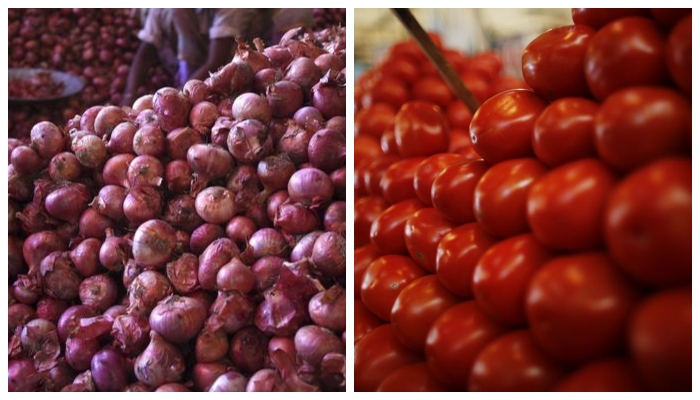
[[8, 24, 346, 392]]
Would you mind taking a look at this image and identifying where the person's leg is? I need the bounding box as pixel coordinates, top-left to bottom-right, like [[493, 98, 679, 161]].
[[171, 9, 208, 70]]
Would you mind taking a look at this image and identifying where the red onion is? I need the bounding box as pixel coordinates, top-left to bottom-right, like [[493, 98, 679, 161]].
[[249, 228, 290, 259], [80, 106, 104, 132], [195, 329, 229, 363], [30, 120, 66, 159], [294, 325, 344, 368], [135, 108, 158, 127], [105, 121, 138, 154], [112, 313, 151, 357], [124, 382, 152, 392], [308, 128, 346, 173], [325, 116, 346, 136], [9, 165, 34, 202], [8, 303, 35, 333], [15, 202, 54, 236], [165, 253, 200, 295], [79, 274, 118, 312], [227, 119, 272, 164], [323, 201, 346, 233], [20, 318, 61, 370], [9, 236, 27, 279], [218, 97, 234, 117], [153, 86, 191, 132], [40, 359, 77, 391], [45, 182, 91, 223], [269, 337, 297, 361], [123, 186, 163, 226], [187, 143, 234, 192], [246, 369, 287, 392], [92, 184, 127, 221], [99, 232, 130, 272], [102, 153, 135, 187], [232, 92, 272, 124], [8, 138, 23, 160], [157, 383, 191, 392], [226, 164, 263, 209], [264, 45, 293, 70], [122, 259, 144, 289], [91, 347, 129, 392], [209, 371, 249, 392], [192, 362, 230, 391], [274, 202, 320, 235], [166, 126, 203, 160], [104, 305, 127, 320], [23, 230, 66, 271], [134, 331, 186, 387], [133, 123, 166, 157], [198, 237, 240, 291], [211, 116, 233, 147], [287, 168, 334, 208], [39, 251, 82, 301], [244, 196, 273, 231], [78, 208, 115, 239], [127, 270, 173, 317], [190, 223, 225, 255], [73, 134, 107, 168], [165, 159, 194, 194], [94, 105, 127, 137], [205, 60, 254, 97], [257, 154, 296, 192], [267, 190, 290, 222], [195, 186, 237, 224], [290, 231, 324, 262], [269, 348, 320, 391], [132, 219, 177, 267], [175, 229, 191, 253], [226, 215, 257, 249], [47, 152, 81, 183], [276, 123, 314, 165], [9, 359, 41, 392], [61, 369, 96, 392], [234, 37, 272, 73], [311, 71, 346, 119], [133, 94, 154, 111], [254, 67, 283, 93], [229, 326, 269, 374], [267, 80, 303, 118], [216, 258, 255, 293], [309, 285, 346, 332], [329, 167, 346, 200], [311, 231, 345, 278], [57, 305, 96, 342], [206, 290, 254, 334], [293, 106, 325, 132], [252, 256, 285, 292], [164, 194, 202, 232], [11, 145, 44, 174], [150, 295, 207, 344], [36, 296, 68, 323], [284, 57, 322, 99], [13, 273, 42, 304], [190, 101, 219, 135], [127, 154, 163, 187], [314, 53, 344, 76], [183, 79, 210, 104], [70, 238, 102, 277]]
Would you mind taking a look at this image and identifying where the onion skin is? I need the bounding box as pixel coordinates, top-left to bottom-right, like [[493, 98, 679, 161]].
[[189, 101, 219, 135], [57, 305, 96, 343], [198, 237, 240, 291], [105, 121, 138, 154], [45, 183, 91, 223], [127, 270, 173, 317], [287, 168, 334, 208], [232, 92, 272, 124], [49, 152, 83, 182], [308, 128, 346, 173], [156, 383, 191, 392], [134, 331, 186, 387], [132, 219, 177, 268], [94, 105, 127, 137], [311, 231, 346, 278], [149, 295, 207, 344], [166, 126, 203, 160], [30, 121, 66, 159], [190, 223, 225, 255], [206, 290, 254, 334], [267, 80, 304, 118], [209, 371, 249, 392], [166, 253, 200, 294], [112, 314, 151, 357], [93, 185, 128, 221], [79, 274, 118, 312], [9, 359, 41, 392], [191, 362, 230, 391], [229, 326, 269, 373], [153, 87, 191, 132], [39, 251, 82, 301], [102, 153, 135, 187], [216, 258, 255, 294], [11, 145, 44, 174], [294, 325, 344, 368], [323, 201, 346, 233], [195, 186, 237, 224], [249, 228, 290, 259], [195, 329, 229, 363], [227, 119, 272, 164], [91, 347, 129, 392], [308, 285, 346, 332], [133, 123, 166, 157]]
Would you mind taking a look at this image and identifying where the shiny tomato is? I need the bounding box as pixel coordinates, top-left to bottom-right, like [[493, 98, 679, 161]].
[[355, 102, 396, 138], [431, 159, 490, 224], [390, 275, 460, 351], [354, 243, 382, 297], [489, 75, 530, 95], [404, 208, 457, 273], [468, 330, 568, 392], [379, 56, 421, 84], [526, 158, 617, 251], [584, 17, 669, 101], [666, 15, 692, 97], [360, 255, 426, 322], [473, 157, 548, 238], [379, 128, 399, 156], [649, 8, 691, 30], [571, 8, 651, 30], [361, 155, 400, 196], [459, 71, 491, 104], [369, 198, 425, 256], [354, 299, 385, 344], [354, 159, 370, 197], [363, 75, 410, 109], [522, 24, 595, 100], [354, 196, 387, 248], [554, 358, 647, 392], [425, 301, 507, 390], [389, 40, 426, 64], [379, 157, 424, 205], [466, 52, 503, 83], [603, 158, 691, 287], [411, 75, 454, 109], [354, 324, 423, 392], [377, 362, 450, 392], [413, 153, 465, 206], [469, 89, 548, 164], [525, 252, 640, 365], [594, 87, 691, 172], [628, 288, 692, 391], [532, 97, 598, 168], [394, 101, 450, 158], [472, 233, 554, 327], [446, 99, 474, 130], [436, 223, 498, 299], [354, 134, 383, 170], [447, 128, 473, 155]]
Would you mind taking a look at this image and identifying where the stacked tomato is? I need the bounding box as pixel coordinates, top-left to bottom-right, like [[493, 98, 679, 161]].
[[354, 9, 691, 392]]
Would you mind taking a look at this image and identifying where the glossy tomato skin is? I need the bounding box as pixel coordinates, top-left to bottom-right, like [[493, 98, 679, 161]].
[[354, 299, 385, 344], [394, 101, 450, 158], [584, 17, 669, 101], [665, 15, 692, 97], [473, 157, 548, 238], [468, 329, 568, 392], [390, 275, 461, 351], [404, 208, 457, 273], [526, 158, 617, 251], [628, 288, 692, 391], [354, 134, 383, 171], [603, 158, 691, 287], [446, 99, 474, 130], [377, 362, 450, 392], [532, 97, 598, 168], [411, 75, 454, 109], [379, 56, 421, 84], [425, 301, 507, 390], [370, 198, 425, 256], [460, 72, 492, 104], [649, 8, 691, 30], [522, 24, 595, 100], [354, 196, 388, 248], [525, 252, 640, 365], [472, 234, 554, 327], [554, 358, 647, 392], [413, 153, 465, 206], [360, 255, 426, 322], [354, 243, 382, 298], [469, 89, 548, 165], [431, 159, 490, 224], [362, 155, 400, 196], [354, 324, 423, 392], [364, 75, 410, 109], [379, 157, 425, 205], [571, 8, 651, 30], [594, 87, 691, 172], [436, 223, 498, 299], [355, 102, 396, 138], [379, 128, 399, 156]]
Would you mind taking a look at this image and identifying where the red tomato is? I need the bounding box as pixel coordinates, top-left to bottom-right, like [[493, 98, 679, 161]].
[[377, 362, 450, 392], [447, 129, 473, 155], [554, 358, 647, 391], [379, 157, 424, 205], [665, 15, 692, 97], [361, 155, 400, 196], [431, 159, 489, 224], [379, 56, 421, 84], [522, 24, 595, 100], [354, 324, 423, 392], [355, 102, 396, 138], [459, 71, 491, 104], [473, 157, 548, 238], [468, 330, 568, 391], [379, 128, 399, 156], [413, 153, 465, 206], [389, 40, 426, 65], [532, 97, 598, 168], [390, 275, 461, 351], [446, 99, 474, 130], [394, 101, 450, 157], [466, 52, 503, 83], [354, 134, 383, 170], [411, 75, 454, 109], [525, 252, 640, 365], [571, 8, 651, 30], [354, 196, 387, 249], [526, 158, 617, 251], [363, 75, 410, 109], [584, 17, 669, 101], [472, 234, 554, 327], [361, 255, 426, 322], [425, 301, 507, 390], [354, 299, 385, 344], [354, 243, 382, 297], [603, 158, 691, 287], [628, 288, 692, 391], [594, 87, 691, 172], [370, 198, 425, 256], [436, 223, 498, 299], [469, 89, 548, 164], [489, 75, 530, 96], [649, 8, 691, 30], [403, 208, 457, 273], [354, 159, 370, 197]]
